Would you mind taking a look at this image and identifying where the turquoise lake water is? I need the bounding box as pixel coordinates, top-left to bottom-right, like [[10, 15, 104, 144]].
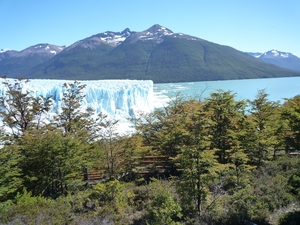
[[153, 77, 300, 108]]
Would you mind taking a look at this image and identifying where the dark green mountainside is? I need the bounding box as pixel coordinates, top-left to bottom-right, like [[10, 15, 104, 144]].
[[28, 44, 115, 80], [0, 54, 52, 76], [2, 25, 300, 82]]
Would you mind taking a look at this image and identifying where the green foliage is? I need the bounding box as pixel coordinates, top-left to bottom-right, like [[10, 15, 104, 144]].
[[93, 180, 126, 206], [17, 128, 89, 198], [204, 90, 246, 164], [279, 211, 300, 225], [288, 172, 300, 198], [211, 160, 296, 225], [97, 115, 124, 178], [135, 94, 190, 158], [0, 190, 77, 224], [56, 80, 95, 139], [144, 179, 182, 225], [0, 142, 23, 201], [0, 78, 52, 137], [2, 81, 300, 224], [4, 189, 52, 223], [146, 191, 182, 225], [282, 95, 300, 152], [246, 89, 280, 168], [0, 200, 13, 219], [0, 121, 22, 202]]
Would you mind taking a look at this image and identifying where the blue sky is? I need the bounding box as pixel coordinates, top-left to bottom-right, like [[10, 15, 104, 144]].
[[1, 0, 299, 56]]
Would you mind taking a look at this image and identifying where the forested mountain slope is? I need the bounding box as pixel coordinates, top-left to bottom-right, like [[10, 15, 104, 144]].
[[2, 25, 299, 82]]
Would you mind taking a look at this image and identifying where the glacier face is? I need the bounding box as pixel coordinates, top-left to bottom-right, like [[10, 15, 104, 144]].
[[0, 79, 154, 133]]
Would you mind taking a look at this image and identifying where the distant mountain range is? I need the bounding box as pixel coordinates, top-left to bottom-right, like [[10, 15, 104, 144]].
[[1, 24, 300, 83], [0, 44, 65, 77], [246, 50, 300, 72]]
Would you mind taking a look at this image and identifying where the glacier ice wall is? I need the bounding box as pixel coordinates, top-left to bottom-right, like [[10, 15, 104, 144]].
[[0, 79, 154, 131]]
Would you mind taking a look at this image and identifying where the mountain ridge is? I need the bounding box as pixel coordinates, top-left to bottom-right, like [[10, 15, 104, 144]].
[[1, 24, 300, 82], [0, 44, 65, 77], [246, 49, 300, 72]]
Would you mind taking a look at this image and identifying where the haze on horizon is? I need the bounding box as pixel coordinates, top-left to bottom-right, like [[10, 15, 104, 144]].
[[1, 0, 299, 56]]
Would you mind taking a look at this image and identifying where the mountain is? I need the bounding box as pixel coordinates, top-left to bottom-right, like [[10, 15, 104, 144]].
[[0, 44, 65, 77], [246, 50, 300, 72], [2, 25, 300, 82], [0, 49, 18, 61], [15, 29, 135, 80]]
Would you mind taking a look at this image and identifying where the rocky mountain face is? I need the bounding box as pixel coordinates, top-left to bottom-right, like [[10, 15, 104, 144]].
[[246, 50, 300, 72], [1, 25, 300, 82]]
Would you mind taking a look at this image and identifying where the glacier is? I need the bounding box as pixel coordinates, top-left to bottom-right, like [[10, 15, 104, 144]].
[[0, 79, 154, 133]]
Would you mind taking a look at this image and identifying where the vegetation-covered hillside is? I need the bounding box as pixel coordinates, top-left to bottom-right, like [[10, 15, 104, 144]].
[[0, 78, 300, 225], [26, 36, 300, 82], [2, 24, 300, 82], [0, 54, 54, 77]]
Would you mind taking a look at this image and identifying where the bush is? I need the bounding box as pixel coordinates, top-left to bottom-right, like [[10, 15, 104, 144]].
[[279, 211, 300, 225]]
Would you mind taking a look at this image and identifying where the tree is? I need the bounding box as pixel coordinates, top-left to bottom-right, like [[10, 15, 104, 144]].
[[224, 115, 254, 189], [281, 95, 300, 152], [0, 78, 52, 138], [0, 131, 23, 201], [134, 94, 189, 158], [55, 81, 95, 140], [122, 134, 150, 180], [203, 90, 246, 164], [175, 100, 216, 216], [145, 179, 182, 225], [246, 89, 280, 168], [17, 128, 88, 198]]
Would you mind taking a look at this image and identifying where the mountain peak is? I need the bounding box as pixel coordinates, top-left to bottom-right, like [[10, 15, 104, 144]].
[[145, 24, 173, 35], [67, 28, 134, 50], [246, 49, 300, 72], [18, 44, 65, 57], [263, 49, 296, 59], [247, 50, 298, 59], [125, 24, 173, 44], [0, 44, 66, 58], [0, 49, 18, 61], [0, 49, 11, 53], [121, 28, 132, 35]]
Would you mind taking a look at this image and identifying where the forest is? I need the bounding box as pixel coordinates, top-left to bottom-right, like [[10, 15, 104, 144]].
[[0, 78, 300, 225]]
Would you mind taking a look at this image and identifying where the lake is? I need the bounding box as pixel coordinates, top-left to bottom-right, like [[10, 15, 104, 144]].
[[153, 77, 300, 108]]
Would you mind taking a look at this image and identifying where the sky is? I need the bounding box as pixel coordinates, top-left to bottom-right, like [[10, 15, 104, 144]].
[[1, 0, 299, 56]]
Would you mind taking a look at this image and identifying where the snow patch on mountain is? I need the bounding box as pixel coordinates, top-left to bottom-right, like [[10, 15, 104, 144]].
[[3, 44, 66, 58], [262, 49, 293, 58], [247, 50, 298, 59], [0, 49, 11, 53], [125, 24, 201, 44], [254, 49, 298, 59], [138, 24, 173, 41], [67, 28, 134, 50], [99, 34, 127, 45], [246, 52, 263, 58]]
